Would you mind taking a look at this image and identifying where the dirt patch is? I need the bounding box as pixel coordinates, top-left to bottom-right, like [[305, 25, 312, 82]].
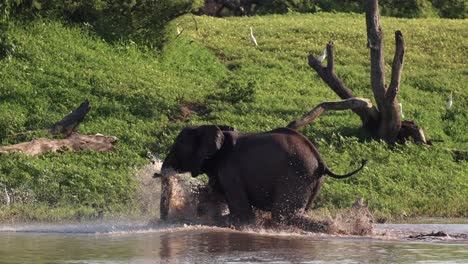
[[171, 101, 210, 122]]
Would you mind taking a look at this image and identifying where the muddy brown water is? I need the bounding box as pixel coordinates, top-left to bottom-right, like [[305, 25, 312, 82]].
[[1, 222, 467, 263]]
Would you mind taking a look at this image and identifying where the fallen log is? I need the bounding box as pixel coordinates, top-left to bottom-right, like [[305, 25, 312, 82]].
[[0, 133, 118, 156], [0, 100, 118, 155]]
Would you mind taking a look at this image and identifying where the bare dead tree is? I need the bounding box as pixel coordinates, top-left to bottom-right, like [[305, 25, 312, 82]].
[[288, 0, 428, 144]]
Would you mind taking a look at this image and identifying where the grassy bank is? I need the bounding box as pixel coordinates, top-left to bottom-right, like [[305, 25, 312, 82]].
[[0, 13, 466, 222], [169, 13, 467, 218]]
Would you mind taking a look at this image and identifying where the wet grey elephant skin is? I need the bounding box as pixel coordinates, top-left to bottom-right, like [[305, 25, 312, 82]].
[[156, 125, 367, 230]]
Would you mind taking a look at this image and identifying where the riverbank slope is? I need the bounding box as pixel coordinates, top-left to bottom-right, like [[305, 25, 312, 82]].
[[0, 13, 466, 222]]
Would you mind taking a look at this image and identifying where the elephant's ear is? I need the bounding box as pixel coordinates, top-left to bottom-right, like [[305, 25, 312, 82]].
[[196, 125, 225, 163]]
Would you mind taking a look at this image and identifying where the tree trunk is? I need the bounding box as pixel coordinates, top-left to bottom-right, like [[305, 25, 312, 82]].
[[366, 0, 403, 143]]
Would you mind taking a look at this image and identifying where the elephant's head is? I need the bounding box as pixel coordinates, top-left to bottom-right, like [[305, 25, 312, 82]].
[[155, 125, 234, 221], [156, 125, 236, 178]]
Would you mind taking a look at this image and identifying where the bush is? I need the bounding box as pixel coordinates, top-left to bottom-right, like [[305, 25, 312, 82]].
[[7, 0, 205, 47], [0, 1, 17, 59], [432, 0, 467, 18], [380, 0, 438, 18], [212, 74, 257, 104], [253, 0, 465, 18], [255, 0, 320, 14]]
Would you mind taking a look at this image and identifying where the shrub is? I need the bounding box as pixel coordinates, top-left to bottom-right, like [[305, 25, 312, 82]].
[[0, 1, 17, 59], [213, 74, 257, 104], [253, 0, 464, 18], [380, 0, 438, 18], [432, 0, 467, 18], [6, 0, 205, 47]]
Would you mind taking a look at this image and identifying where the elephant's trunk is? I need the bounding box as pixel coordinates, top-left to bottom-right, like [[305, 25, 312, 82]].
[[160, 165, 177, 178], [153, 163, 176, 178], [154, 151, 178, 178], [158, 155, 177, 220], [160, 175, 169, 220]]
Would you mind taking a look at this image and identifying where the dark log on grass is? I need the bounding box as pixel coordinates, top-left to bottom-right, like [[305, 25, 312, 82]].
[[49, 100, 91, 136], [397, 120, 427, 144]]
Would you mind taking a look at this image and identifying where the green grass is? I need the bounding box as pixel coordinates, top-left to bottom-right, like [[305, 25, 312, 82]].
[[0, 13, 467, 221], [171, 13, 467, 219]]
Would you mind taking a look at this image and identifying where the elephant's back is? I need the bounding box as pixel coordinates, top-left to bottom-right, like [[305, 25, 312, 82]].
[[234, 127, 323, 167], [273, 127, 326, 170], [231, 127, 323, 184]]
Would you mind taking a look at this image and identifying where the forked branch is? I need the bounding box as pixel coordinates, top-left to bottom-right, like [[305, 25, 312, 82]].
[[308, 42, 379, 128], [308, 42, 355, 100], [287, 98, 374, 129]]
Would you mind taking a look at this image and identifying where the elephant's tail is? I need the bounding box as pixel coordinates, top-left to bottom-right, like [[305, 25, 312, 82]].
[[324, 160, 367, 179]]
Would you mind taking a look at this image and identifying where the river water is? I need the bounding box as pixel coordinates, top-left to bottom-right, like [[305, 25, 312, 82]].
[[1, 222, 467, 263]]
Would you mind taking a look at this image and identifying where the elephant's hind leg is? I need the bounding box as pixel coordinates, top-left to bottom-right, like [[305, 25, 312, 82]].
[[271, 176, 311, 224], [271, 175, 330, 233]]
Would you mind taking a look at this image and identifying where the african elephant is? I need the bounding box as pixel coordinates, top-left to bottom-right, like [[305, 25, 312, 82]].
[[157, 125, 366, 230]]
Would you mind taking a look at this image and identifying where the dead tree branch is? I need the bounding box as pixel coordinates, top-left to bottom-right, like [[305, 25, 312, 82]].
[[308, 43, 379, 127], [387, 30, 405, 102], [49, 100, 91, 136], [366, 0, 387, 108], [308, 43, 355, 100], [287, 98, 374, 129], [293, 0, 428, 144]]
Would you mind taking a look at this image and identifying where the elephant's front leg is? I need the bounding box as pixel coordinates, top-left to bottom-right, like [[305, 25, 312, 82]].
[[218, 170, 254, 226], [196, 188, 229, 226]]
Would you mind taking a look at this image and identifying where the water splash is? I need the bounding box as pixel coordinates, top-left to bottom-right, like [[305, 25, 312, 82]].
[[134, 158, 164, 217], [145, 156, 377, 236], [70, 160, 461, 242]]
